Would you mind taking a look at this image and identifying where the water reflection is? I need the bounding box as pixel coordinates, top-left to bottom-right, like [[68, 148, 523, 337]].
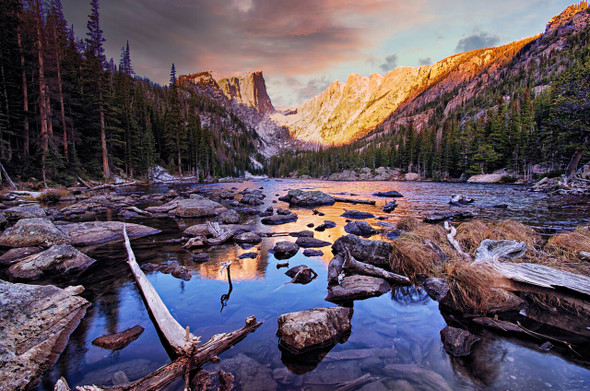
[[37, 179, 590, 390]]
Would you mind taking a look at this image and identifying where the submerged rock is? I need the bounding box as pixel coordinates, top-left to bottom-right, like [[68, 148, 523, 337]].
[[175, 195, 227, 217], [285, 265, 317, 284], [332, 234, 392, 268], [273, 241, 299, 260], [289, 230, 314, 238], [213, 353, 277, 391], [325, 275, 391, 302], [189, 253, 210, 263], [0, 281, 89, 391], [0, 218, 70, 247], [315, 220, 337, 231], [344, 221, 377, 237], [261, 213, 298, 225], [383, 201, 397, 213], [423, 211, 475, 224], [440, 326, 481, 357], [7, 244, 95, 281], [238, 252, 259, 259], [234, 231, 262, 244], [57, 221, 161, 246], [341, 210, 375, 219], [280, 189, 335, 206], [303, 249, 324, 257], [141, 262, 191, 281], [92, 325, 145, 350], [295, 237, 331, 248], [373, 190, 403, 198], [449, 194, 474, 205], [277, 307, 353, 353]]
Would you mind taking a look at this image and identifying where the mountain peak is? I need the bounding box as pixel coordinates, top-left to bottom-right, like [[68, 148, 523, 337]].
[[546, 2, 589, 33]]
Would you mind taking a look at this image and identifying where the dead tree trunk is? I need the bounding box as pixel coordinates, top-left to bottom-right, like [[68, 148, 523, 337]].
[[32, 0, 49, 185], [16, 24, 29, 156]]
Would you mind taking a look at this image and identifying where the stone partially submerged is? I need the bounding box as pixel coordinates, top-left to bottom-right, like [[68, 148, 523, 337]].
[[0, 281, 89, 391], [277, 307, 353, 353], [325, 275, 391, 302], [56, 221, 161, 246], [279, 189, 335, 206], [440, 326, 480, 357], [2, 204, 46, 220], [175, 194, 228, 217], [92, 325, 145, 350], [332, 234, 393, 268], [0, 218, 71, 247], [7, 244, 95, 281]]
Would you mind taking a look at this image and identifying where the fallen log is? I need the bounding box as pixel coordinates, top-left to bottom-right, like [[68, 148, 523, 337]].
[[123, 224, 200, 356], [343, 248, 410, 285], [0, 161, 17, 190], [444, 221, 472, 261], [333, 197, 376, 205]]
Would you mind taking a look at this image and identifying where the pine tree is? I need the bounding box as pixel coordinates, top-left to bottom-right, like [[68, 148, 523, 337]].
[[169, 63, 176, 87]]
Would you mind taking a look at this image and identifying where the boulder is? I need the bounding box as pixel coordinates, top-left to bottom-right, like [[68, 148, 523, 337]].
[[234, 232, 262, 244], [273, 241, 299, 260], [373, 190, 403, 198], [2, 204, 46, 220], [295, 237, 331, 248], [175, 195, 227, 217], [281, 189, 335, 206], [289, 230, 314, 238], [0, 281, 89, 391], [404, 173, 420, 181], [440, 326, 480, 357], [449, 194, 474, 205], [7, 244, 95, 281], [0, 247, 43, 266], [327, 255, 344, 285], [303, 249, 324, 257], [285, 265, 317, 284], [467, 173, 503, 183], [57, 221, 161, 246], [315, 220, 337, 231], [383, 201, 397, 213], [0, 218, 70, 247], [219, 210, 240, 224], [332, 234, 392, 268], [184, 224, 254, 237], [240, 193, 264, 206], [276, 208, 291, 215], [261, 213, 298, 225], [277, 307, 353, 353], [423, 277, 450, 302], [341, 210, 375, 219], [325, 275, 391, 301], [92, 325, 145, 350], [344, 221, 377, 237]]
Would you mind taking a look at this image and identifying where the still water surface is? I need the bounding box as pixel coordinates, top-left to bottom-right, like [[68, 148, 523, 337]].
[[38, 180, 590, 390]]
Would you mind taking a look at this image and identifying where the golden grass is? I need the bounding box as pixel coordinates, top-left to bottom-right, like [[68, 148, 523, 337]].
[[444, 261, 511, 314], [545, 226, 590, 264], [36, 187, 71, 203], [396, 216, 422, 232]]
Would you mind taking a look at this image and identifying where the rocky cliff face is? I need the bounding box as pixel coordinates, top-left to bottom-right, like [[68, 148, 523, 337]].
[[271, 38, 536, 146]]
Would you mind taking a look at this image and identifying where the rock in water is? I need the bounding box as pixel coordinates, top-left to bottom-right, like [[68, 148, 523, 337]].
[[325, 275, 391, 301], [423, 211, 475, 223], [303, 249, 323, 257], [219, 209, 240, 224], [289, 230, 314, 238], [277, 307, 353, 353], [332, 234, 392, 268], [440, 326, 480, 356], [261, 213, 298, 225], [0, 247, 43, 266], [175, 194, 227, 217], [280, 189, 335, 206], [7, 245, 95, 281], [92, 325, 145, 350], [57, 221, 161, 246], [285, 265, 317, 284], [0, 218, 71, 247], [344, 221, 377, 237], [295, 237, 331, 248], [383, 201, 397, 213], [0, 281, 89, 391], [373, 190, 403, 198], [341, 210, 375, 219], [234, 232, 262, 244], [273, 241, 300, 260], [449, 194, 474, 205]]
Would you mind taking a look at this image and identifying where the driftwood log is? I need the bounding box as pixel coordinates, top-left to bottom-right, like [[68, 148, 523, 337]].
[[63, 226, 263, 391], [444, 221, 472, 261], [343, 248, 410, 284]]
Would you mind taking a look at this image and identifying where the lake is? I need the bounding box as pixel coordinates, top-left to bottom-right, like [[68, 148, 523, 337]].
[[37, 179, 590, 390]]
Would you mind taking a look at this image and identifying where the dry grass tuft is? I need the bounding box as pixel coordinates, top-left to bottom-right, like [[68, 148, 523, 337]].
[[545, 226, 590, 263], [36, 187, 71, 203], [444, 261, 511, 314], [455, 219, 542, 259], [396, 216, 422, 232], [389, 221, 456, 279]]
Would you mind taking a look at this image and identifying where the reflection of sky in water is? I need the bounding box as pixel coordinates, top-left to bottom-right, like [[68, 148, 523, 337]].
[[38, 179, 590, 390]]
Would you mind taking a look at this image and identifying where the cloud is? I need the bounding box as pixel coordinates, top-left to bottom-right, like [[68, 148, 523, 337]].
[[418, 57, 432, 65], [296, 76, 333, 102], [380, 54, 398, 72], [455, 31, 500, 53]]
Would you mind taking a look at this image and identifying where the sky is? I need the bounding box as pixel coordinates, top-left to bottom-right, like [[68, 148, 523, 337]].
[[61, 0, 574, 107]]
